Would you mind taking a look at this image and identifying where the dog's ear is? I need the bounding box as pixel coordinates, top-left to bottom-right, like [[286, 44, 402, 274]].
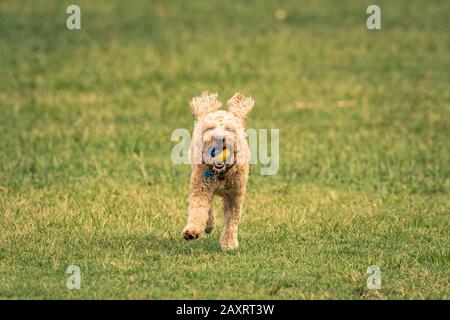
[[190, 91, 222, 119], [227, 93, 254, 123]]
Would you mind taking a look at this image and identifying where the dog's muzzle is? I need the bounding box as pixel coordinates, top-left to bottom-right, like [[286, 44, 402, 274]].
[[204, 142, 235, 174]]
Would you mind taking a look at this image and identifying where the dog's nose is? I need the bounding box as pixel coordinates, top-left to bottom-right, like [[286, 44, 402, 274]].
[[214, 135, 226, 145]]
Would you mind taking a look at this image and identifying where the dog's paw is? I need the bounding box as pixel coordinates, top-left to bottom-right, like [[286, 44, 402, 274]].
[[204, 225, 214, 234], [204, 221, 215, 234], [220, 238, 239, 250], [182, 224, 203, 240]]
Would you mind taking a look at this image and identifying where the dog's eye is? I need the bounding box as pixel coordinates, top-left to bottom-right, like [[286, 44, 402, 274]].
[[225, 128, 235, 133], [203, 127, 213, 134]]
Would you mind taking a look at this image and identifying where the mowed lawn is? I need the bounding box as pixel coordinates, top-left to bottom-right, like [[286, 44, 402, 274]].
[[0, 0, 448, 299]]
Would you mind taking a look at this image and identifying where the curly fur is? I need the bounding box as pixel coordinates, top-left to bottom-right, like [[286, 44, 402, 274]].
[[182, 91, 254, 250], [190, 91, 222, 119]]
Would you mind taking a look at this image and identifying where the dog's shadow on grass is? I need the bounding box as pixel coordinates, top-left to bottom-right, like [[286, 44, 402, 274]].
[[91, 232, 246, 258], [143, 233, 232, 256]]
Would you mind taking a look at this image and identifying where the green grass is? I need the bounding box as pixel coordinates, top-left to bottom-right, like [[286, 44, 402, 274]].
[[0, 0, 449, 299]]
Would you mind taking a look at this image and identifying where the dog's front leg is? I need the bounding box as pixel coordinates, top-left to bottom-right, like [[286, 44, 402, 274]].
[[220, 194, 243, 250], [182, 184, 212, 241]]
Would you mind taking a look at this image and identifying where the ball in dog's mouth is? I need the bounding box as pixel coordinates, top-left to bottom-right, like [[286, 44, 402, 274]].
[[212, 147, 227, 173], [204, 143, 235, 173]]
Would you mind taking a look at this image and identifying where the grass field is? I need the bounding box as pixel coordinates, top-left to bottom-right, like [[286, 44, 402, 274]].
[[0, 0, 449, 299]]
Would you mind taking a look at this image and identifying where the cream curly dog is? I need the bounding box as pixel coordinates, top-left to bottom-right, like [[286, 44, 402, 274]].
[[182, 91, 254, 250]]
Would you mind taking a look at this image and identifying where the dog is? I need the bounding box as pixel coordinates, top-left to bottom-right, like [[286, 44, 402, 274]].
[[182, 91, 254, 250]]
